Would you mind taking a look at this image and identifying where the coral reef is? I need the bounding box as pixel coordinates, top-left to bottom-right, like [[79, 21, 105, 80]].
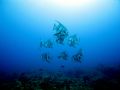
[[1, 65, 120, 90], [0, 70, 92, 90]]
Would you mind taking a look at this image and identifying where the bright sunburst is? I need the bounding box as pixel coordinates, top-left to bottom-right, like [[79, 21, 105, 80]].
[[25, 0, 97, 9], [50, 0, 96, 8]]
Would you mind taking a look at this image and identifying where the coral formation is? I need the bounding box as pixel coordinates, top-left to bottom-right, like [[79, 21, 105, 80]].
[[1, 65, 120, 90]]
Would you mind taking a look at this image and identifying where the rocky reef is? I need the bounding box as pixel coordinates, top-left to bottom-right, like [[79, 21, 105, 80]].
[[1, 65, 120, 90]]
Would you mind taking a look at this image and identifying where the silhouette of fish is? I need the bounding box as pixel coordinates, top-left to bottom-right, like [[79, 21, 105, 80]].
[[58, 51, 68, 60], [40, 40, 53, 48], [41, 53, 51, 63], [53, 21, 68, 44], [72, 49, 83, 63], [67, 34, 80, 47]]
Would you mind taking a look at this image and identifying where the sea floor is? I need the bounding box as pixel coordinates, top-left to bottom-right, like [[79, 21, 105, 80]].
[[0, 65, 120, 90]]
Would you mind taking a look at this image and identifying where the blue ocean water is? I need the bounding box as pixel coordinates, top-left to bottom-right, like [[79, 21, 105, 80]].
[[0, 0, 120, 71], [0, 0, 120, 73], [0, 0, 120, 90]]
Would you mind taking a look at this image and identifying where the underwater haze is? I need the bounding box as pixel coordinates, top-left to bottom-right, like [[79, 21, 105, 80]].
[[0, 0, 120, 72], [0, 0, 120, 89]]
